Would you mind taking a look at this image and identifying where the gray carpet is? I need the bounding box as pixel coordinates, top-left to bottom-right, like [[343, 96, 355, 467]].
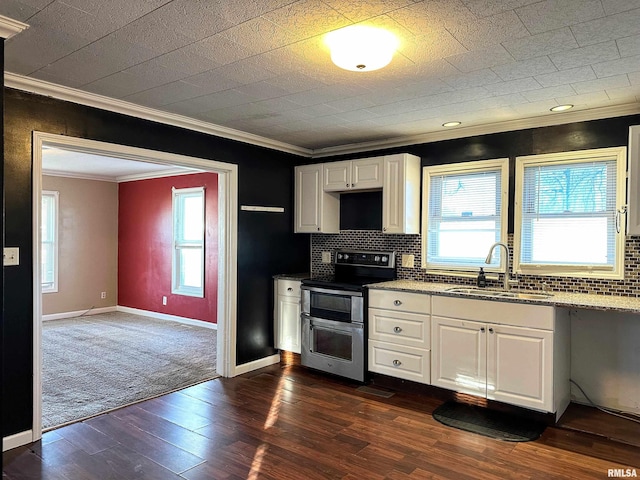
[[42, 312, 218, 429]]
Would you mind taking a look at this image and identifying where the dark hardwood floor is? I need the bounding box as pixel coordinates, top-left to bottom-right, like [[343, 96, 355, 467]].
[[4, 360, 639, 479]]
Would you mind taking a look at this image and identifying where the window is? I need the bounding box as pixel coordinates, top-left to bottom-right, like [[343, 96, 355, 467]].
[[41, 191, 59, 293], [514, 147, 627, 279], [172, 187, 205, 297], [422, 159, 509, 273]]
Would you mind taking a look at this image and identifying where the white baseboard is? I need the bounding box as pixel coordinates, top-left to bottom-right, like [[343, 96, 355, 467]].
[[233, 353, 281, 376], [116, 306, 217, 330], [42, 306, 117, 321], [3, 430, 33, 452]]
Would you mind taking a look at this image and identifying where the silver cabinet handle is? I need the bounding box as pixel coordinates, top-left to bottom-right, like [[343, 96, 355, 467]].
[[392, 359, 402, 367], [393, 300, 402, 306], [393, 326, 402, 333]]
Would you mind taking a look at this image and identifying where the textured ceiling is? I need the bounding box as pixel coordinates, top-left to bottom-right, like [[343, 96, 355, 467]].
[[2, 0, 640, 152]]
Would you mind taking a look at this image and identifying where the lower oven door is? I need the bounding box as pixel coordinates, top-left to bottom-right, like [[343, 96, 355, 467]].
[[301, 314, 364, 382]]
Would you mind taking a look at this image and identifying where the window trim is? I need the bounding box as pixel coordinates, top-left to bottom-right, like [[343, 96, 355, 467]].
[[513, 147, 627, 279], [421, 158, 510, 274], [172, 186, 205, 297], [41, 190, 59, 294]]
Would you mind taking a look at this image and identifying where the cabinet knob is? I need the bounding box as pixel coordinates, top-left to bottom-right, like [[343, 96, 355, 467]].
[[489, 327, 494, 334], [392, 359, 402, 367], [383, 227, 387, 232], [346, 183, 349, 187], [480, 327, 485, 332], [287, 287, 293, 292], [317, 227, 320, 231], [393, 300, 402, 306], [393, 326, 402, 333]]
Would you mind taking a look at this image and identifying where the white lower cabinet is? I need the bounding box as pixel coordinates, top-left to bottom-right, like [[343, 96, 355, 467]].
[[274, 279, 301, 354], [431, 295, 570, 419], [368, 289, 431, 384]]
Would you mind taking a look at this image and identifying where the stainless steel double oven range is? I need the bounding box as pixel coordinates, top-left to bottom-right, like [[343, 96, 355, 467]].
[[301, 250, 396, 382]]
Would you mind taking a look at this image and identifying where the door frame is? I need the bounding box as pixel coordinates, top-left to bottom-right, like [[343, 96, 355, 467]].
[[32, 131, 238, 440]]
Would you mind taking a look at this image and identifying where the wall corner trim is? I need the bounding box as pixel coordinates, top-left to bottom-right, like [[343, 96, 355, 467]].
[[233, 354, 281, 376], [3, 430, 34, 452]]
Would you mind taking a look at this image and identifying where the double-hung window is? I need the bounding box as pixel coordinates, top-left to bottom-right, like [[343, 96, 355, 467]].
[[514, 147, 627, 279], [42, 190, 59, 293], [422, 158, 509, 273], [172, 187, 205, 297]]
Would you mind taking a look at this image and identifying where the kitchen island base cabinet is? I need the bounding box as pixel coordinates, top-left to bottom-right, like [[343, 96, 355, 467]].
[[274, 279, 302, 354], [431, 296, 570, 420]]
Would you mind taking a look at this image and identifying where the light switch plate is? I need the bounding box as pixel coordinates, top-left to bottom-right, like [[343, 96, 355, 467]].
[[3, 247, 19, 266], [321, 251, 332, 263], [401, 254, 414, 268]]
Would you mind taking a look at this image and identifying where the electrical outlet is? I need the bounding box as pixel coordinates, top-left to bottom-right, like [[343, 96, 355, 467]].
[[100, 291, 107, 299], [3, 247, 19, 266], [321, 251, 332, 263], [162, 296, 167, 306], [401, 254, 415, 268]]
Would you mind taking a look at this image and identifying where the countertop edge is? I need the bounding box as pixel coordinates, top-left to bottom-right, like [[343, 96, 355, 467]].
[[366, 280, 640, 315]]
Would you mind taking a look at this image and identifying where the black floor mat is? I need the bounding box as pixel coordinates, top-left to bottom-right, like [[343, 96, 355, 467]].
[[432, 401, 546, 442]]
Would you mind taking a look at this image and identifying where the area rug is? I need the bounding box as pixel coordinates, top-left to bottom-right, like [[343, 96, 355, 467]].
[[432, 401, 546, 442], [42, 312, 218, 429]]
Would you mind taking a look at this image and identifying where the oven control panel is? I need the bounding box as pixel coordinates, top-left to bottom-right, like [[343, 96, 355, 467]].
[[334, 250, 395, 268]]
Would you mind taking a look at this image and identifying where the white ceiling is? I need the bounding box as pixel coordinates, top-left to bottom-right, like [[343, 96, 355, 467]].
[[42, 146, 197, 182], [2, 0, 640, 155]]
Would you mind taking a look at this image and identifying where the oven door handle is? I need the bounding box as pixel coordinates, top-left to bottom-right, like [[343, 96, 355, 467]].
[[302, 313, 363, 331], [301, 286, 363, 297]]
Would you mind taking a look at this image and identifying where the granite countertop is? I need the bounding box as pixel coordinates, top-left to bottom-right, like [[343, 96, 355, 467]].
[[367, 279, 640, 315], [273, 273, 310, 281]]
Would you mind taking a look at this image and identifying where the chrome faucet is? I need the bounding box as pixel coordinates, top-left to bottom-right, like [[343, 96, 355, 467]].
[[485, 242, 516, 291]]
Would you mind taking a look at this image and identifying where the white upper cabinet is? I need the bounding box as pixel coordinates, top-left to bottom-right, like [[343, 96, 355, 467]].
[[382, 153, 421, 234], [628, 125, 640, 235], [295, 153, 420, 234], [323, 157, 384, 191], [294, 164, 339, 233]]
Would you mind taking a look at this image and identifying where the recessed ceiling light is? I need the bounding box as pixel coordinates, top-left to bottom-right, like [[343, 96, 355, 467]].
[[442, 121, 461, 127], [325, 25, 399, 72], [550, 104, 574, 112]]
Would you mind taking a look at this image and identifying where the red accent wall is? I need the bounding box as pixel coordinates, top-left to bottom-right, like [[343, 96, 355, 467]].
[[118, 173, 218, 323]]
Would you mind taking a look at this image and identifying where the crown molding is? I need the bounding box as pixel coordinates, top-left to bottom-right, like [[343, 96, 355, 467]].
[[6, 73, 639, 160], [0, 15, 28, 39], [42, 167, 201, 183], [311, 102, 640, 158], [4, 72, 313, 157], [42, 169, 119, 183]]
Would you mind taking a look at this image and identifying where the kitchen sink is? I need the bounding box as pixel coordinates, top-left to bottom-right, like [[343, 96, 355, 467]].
[[445, 287, 553, 300]]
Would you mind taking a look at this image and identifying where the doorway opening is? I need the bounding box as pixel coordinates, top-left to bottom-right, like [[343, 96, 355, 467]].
[[32, 132, 238, 440]]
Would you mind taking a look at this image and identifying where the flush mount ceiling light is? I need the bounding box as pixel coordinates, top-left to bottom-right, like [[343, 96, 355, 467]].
[[442, 121, 462, 127], [325, 25, 399, 72], [550, 104, 574, 112]]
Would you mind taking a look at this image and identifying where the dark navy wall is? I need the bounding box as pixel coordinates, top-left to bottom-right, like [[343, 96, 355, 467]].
[[2, 88, 310, 437]]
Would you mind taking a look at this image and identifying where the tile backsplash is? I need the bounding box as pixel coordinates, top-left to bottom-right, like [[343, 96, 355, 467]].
[[311, 231, 640, 297]]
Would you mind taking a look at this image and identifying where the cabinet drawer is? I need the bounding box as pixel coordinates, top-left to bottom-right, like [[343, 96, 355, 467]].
[[368, 289, 430, 314], [368, 340, 430, 384], [277, 279, 301, 297], [369, 308, 430, 349]]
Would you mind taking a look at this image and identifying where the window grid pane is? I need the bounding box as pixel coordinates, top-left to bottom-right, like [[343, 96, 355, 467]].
[[41, 192, 58, 291], [520, 160, 617, 267], [172, 188, 205, 297], [427, 169, 503, 269]]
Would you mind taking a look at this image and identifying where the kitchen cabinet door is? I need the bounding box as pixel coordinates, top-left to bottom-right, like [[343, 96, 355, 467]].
[[274, 279, 301, 354], [323, 161, 351, 191], [487, 324, 553, 412], [351, 157, 383, 189], [431, 316, 486, 397], [382, 154, 421, 234], [276, 295, 301, 353], [295, 164, 339, 233]]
